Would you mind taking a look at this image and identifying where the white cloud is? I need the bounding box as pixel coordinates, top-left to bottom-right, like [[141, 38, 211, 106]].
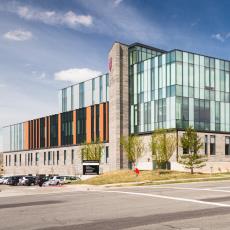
[[113, 0, 123, 6], [211, 33, 225, 42], [211, 32, 230, 42], [16, 6, 92, 28], [54, 68, 102, 83], [3, 29, 32, 41], [63, 11, 92, 27]]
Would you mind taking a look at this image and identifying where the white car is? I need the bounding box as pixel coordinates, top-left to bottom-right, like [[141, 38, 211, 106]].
[[49, 176, 65, 185], [18, 176, 29, 185], [2, 177, 9, 185]]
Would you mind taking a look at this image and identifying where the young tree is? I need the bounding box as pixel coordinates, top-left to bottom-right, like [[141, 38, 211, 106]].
[[149, 129, 176, 170], [120, 135, 145, 168], [81, 140, 104, 162], [179, 126, 207, 174]]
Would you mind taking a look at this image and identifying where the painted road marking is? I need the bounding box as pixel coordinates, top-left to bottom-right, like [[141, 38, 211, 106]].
[[134, 186, 230, 193], [94, 190, 230, 207]]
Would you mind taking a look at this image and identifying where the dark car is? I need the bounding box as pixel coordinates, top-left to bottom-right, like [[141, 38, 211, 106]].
[[24, 176, 36, 186], [8, 176, 21, 186], [37, 176, 50, 187]]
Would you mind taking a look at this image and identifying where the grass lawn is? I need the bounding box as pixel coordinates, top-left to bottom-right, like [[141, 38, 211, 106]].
[[77, 170, 230, 185]]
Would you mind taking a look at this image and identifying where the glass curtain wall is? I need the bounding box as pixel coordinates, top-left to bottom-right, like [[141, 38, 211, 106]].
[[130, 47, 230, 134], [60, 74, 109, 113], [129, 46, 175, 134]]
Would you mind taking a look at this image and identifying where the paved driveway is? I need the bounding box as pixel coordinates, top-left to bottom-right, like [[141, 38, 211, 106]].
[[1, 181, 230, 229]]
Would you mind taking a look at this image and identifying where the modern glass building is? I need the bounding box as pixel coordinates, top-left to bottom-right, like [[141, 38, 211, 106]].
[[129, 45, 230, 134], [2, 41, 230, 176]]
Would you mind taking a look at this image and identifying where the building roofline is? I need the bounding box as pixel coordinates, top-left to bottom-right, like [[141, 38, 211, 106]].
[[58, 72, 108, 91], [169, 48, 230, 63], [128, 42, 167, 53]]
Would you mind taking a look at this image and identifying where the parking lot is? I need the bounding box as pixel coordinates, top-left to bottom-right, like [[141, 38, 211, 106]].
[[1, 180, 230, 229]]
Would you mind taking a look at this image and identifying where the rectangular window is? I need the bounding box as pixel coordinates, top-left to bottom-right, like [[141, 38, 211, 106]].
[[57, 151, 59, 165], [79, 83, 85, 108], [36, 152, 39, 165], [99, 76, 103, 103], [9, 155, 11, 166], [204, 135, 208, 155], [53, 151, 55, 165], [176, 62, 183, 85], [44, 152, 46, 165], [92, 78, 95, 104], [210, 135, 216, 155], [19, 154, 21, 166], [48, 151, 51, 165], [5, 155, 7, 166], [31, 153, 33, 165], [14, 154, 17, 166], [71, 149, 74, 164], [106, 146, 109, 163], [64, 150, 66, 165], [225, 137, 230, 155]]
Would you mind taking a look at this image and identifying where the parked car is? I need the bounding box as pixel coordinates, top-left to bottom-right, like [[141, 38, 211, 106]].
[[49, 176, 65, 185], [0, 177, 5, 184], [2, 177, 9, 185], [8, 176, 21, 186], [19, 176, 36, 186], [37, 176, 50, 187]]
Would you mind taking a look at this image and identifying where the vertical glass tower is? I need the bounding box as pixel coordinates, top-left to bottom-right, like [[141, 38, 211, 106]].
[[129, 44, 230, 134]]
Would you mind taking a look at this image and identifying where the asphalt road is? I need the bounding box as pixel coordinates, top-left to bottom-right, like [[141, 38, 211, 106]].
[[2, 181, 230, 229]]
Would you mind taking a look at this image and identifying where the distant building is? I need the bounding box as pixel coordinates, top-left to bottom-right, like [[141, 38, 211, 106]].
[[2, 42, 230, 175]]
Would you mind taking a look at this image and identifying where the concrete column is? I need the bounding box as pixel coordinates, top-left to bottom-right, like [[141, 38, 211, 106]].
[[108, 42, 129, 170]]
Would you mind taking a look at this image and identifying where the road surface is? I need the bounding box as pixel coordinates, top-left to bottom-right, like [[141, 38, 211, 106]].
[[1, 181, 230, 229]]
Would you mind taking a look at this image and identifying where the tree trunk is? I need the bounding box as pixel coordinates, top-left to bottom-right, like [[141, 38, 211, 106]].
[[191, 167, 194, 174]]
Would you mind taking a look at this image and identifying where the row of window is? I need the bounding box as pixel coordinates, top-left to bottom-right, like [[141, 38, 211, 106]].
[[130, 50, 230, 71], [5, 150, 75, 167], [60, 74, 109, 113], [5, 147, 110, 167], [183, 135, 230, 156], [131, 86, 230, 105]]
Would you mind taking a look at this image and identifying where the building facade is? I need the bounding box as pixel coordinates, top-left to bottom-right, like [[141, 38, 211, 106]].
[[2, 42, 230, 176]]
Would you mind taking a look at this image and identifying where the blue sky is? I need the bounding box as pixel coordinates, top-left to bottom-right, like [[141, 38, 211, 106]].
[[0, 0, 230, 130]]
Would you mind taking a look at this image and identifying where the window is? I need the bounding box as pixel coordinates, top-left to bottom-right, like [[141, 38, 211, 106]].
[[204, 135, 208, 155], [225, 137, 230, 155], [14, 154, 17, 166], [71, 149, 74, 164], [57, 151, 59, 165], [19, 154, 21, 166], [64, 150, 66, 165], [5, 155, 7, 166], [99, 76, 103, 103], [31, 153, 33, 165], [9, 155, 11, 166], [25, 154, 27, 166], [36, 153, 39, 165], [53, 151, 55, 165], [210, 135, 216, 155], [48, 151, 51, 165], [79, 83, 84, 108], [92, 79, 95, 104], [106, 146, 109, 163], [44, 152, 46, 165]]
